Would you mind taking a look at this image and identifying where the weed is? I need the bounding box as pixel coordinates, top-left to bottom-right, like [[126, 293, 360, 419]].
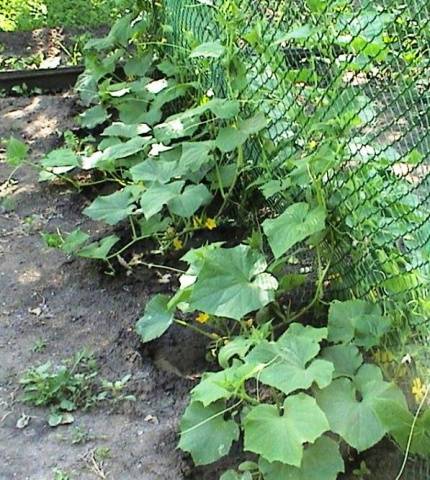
[[69, 425, 92, 445], [53, 469, 71, 480], [20, 350, 134, 426], [32, 338, 47, 353], [97, 375, 136, 404]]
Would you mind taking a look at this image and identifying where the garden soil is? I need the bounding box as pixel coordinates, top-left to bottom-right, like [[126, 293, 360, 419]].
[[0, 93, 417, 479]]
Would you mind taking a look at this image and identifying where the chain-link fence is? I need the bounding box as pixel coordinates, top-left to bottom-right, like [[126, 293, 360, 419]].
[[165, 0, 430, 327], [165, 1, 430, 476]]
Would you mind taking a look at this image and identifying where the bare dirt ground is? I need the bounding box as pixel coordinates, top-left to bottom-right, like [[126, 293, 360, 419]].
[[0, 93, 206, 480], [0, 93, 425, 480]]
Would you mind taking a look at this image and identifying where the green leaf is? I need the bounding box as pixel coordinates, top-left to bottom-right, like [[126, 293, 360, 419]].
[[61, 229, 90, 254], [278, 273, 307, 293], [218, 337, 254, 369], [130, 159, 177, 184], [244, 393, 329, 466], [316, 364, 406, 451], [246, 331, 333, 396], [137, 214, 171, 237], [136, 294, 174, 343], [79, 105, 109, 128], [275, 24, 316, 44], [189, 245, 278, 320], [140, 181, 184, 219], [41, 148, 79, 171], [215, 127, 248, 153], [327, 300, 391, 349], [179, 141, 214, 174], [321, 345, 363, 378], [5, 137, 28, 166], [190, 40, 225, 59], [374, 400, 430, 456], [259, 436, 344, 480], [262, 203, 326, 258], [179, 400, 239, 465], [191, 362, 258, 407], [124, 53, 152, 77], [168, 184, 213, 217], [102, 122, 151, 138], [238, 113, 267, 135], [220, 471, 251, 480], [99, 136, 149, 162], [83, 190, 134, 225], [208, 99, 240, 119], [78, 235, 120, 260]]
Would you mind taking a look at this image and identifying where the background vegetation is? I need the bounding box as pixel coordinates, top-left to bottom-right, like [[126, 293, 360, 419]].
[[0, 0, 135, 31]]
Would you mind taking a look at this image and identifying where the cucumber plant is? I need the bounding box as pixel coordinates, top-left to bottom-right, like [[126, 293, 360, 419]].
[[26, 5, 430, 479]]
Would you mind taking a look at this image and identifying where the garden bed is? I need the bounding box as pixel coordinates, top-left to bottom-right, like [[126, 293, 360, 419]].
[[0, 92, 424, 479]]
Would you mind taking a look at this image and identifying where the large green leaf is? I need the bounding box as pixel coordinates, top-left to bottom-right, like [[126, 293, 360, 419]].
[[321, 344, 363, 378], [178, 141, 214, 174], [179, 400, 239, 465], [327, 300, 391, 349], [189, 245, 278, 320], [136, 294, 174, 343], [41, 149, 79, 171], [99, 136, 149, 162], [130, 159, 177, 184], [215, 127, 248, 153], [79, 105, 109, 128], [244, 393, 329, 466], [238, 113, 267, 135], [190, 40, 225, 59], [208, 99, 240, 119], [263, 203, 325, 258], [83, 190, 134, 225], [246, 330, 333, 396], [140, 181, 184, 219], [316, 364, 406, 451], [168, 184, 213, 217], [101, 122, 151, 138], [259, 436, 344, 480]]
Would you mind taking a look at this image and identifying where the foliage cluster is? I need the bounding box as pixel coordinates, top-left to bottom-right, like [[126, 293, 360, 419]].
[[0, 0, 135, 31], [20, 350, 135, 426], [6, 2, 430, 479]]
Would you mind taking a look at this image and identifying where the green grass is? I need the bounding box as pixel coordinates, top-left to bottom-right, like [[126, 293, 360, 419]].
[[0, 0, 135, 31]]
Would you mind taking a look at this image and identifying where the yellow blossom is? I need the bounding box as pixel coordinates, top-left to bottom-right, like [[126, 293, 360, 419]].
[[205, 217, 217, 230], [196, 312, 210, 324], [411, 377, 427, 403], [172, 237, 183, 250]]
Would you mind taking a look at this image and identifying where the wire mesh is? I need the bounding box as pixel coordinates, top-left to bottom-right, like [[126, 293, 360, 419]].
[[164, 0, 430, 474], [165, 0, 430, 315]]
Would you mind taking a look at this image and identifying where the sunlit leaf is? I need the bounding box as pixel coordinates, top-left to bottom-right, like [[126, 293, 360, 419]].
[[136, 294, 174, 343]]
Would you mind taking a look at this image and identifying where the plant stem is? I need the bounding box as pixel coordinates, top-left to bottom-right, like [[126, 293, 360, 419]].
[[174, 319, 220, 340]]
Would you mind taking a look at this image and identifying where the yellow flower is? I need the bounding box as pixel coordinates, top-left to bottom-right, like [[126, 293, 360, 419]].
[[172, 237, 183, 250], [205, 217, 217, 230], [411, 377, 427, 403], [196, 312, 210, 324], [307, 140, 318, 150]]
